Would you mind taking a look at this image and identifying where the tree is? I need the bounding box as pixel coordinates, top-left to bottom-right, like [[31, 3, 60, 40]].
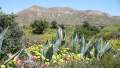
[[0, 12, 23, 63], [82, 21, 90, 28], [51, 20, 58, 29], [0, 14, 23, 54], [75, 21, 100, 39], [31, 20, 48, 34]]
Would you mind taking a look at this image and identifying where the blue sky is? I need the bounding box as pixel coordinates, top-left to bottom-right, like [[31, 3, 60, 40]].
[[0, 0, 120, 16]]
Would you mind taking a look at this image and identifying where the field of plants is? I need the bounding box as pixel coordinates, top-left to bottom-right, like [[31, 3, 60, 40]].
[[0, 11, 120, 68]]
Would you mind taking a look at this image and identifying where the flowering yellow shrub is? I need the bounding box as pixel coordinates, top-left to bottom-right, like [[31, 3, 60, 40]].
[[51, 48, 83, 64], [111, 39, 120, 50], [0, 65, 6, 68], [26, 44, 43, 61]]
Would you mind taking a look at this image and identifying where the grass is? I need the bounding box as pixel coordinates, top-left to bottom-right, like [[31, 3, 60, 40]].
[[23, 26, 76, 46], [23, 27, 56, 46]]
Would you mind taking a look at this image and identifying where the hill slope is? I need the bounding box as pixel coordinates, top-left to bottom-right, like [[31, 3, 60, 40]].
[[16, 5, 120, 25]]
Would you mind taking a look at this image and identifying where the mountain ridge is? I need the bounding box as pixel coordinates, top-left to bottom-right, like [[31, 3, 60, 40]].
[[16, 5, 120, 25]]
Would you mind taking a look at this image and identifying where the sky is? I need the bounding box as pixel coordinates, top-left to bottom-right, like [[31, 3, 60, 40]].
[[0, 0, 120, 16]]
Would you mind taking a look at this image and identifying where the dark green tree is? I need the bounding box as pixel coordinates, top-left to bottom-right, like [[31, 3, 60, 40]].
[[0, 14, 23, 54], [82, 21, 90, 29], [31, 20, 48, 34], [51, 20, 58, 29], [75, 21, 100, 39], [0, 11, 23, 63]]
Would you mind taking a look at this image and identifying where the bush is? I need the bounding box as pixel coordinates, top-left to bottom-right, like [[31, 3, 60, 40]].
[[75, 24, 100, 39], [31, 20, 48, 34], [82, 21, 90, 28], [100, 25, 120, 39], [0, 14, 23, 54], [74, 21, 100, 39], [0, 13, 23, 64], [51, 20, 58, 29], [59, 24, 65, 29]]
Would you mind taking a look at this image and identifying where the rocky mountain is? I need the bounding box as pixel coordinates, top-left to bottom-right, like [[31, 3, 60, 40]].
[[16, 5, 120, 26]]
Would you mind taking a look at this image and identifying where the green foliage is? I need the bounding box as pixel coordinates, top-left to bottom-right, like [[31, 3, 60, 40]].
[[0, 28, 8, 52], [111, 39, 120, 50], [59, 24, 65, 29], [41, 27, 66, 62], [0, 26, 115, 67], [51, 20, 58, 29], [45, 45, 54, 61], [79, 35, 95, 58], [72, 33, 79, 53], [75, 23, 100, 39], [0, 28, 8, 63], [100, 25, 120, 39], [82, 21, 90, 28], [4, 48, 24, 64], [101, 25, 120, 32], [31, 20, 48, 34], [94, 38, 111, 60], [0, 13, 23, 63], [1, 16, 23, 54], [41, 27, 111, 62], [92, 53, 120, 68], [0, 14, 14, 32]]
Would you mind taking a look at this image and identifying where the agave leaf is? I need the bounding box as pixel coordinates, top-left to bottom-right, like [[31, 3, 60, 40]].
[[25, 49, 31, 57], [80, 35, 87, 56], [57, 27, 63, 40], [80, 36, 95, 57], [72, 33, 79, 53], [94, 41, 99, 58], [0, 27, 8, 52], [42, 27, 64, 61], [94, 38, 111, 60], [53, 39, 61, 54], [41, 40, 51, 57], [52, 27, 64, 54], [100, 38, 103, 51], [84, 37, 95, 57], [45, 45, 53, 61], [57, 26, 66, 42], [99, 40, 111, 57], [4, 48, 24, 64]]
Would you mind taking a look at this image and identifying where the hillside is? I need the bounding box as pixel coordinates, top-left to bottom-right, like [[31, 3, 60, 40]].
[[16, 5, 120, 25]]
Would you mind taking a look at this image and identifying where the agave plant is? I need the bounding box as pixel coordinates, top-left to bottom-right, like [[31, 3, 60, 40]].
[[4, 48, 24, 64], [41, 27, 65, 62], [94, 37, 111, 60], [79, 35, 95, 58], [57, 26, 65, 41], [72, 33, 79, 53], [52, 26, 66, 55], [41, 40, 51, 58], [56, 26, 66, 46]]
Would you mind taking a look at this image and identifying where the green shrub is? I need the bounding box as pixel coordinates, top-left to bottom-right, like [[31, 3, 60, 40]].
[[31, 20, 48, 34], [0, 14, 23, 54], [59, 24, 65, 29], [51, 20, 58, 29], [100, 25, 120, 39], [75, 22, 100, 39], [0, 13, 23, 63]]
